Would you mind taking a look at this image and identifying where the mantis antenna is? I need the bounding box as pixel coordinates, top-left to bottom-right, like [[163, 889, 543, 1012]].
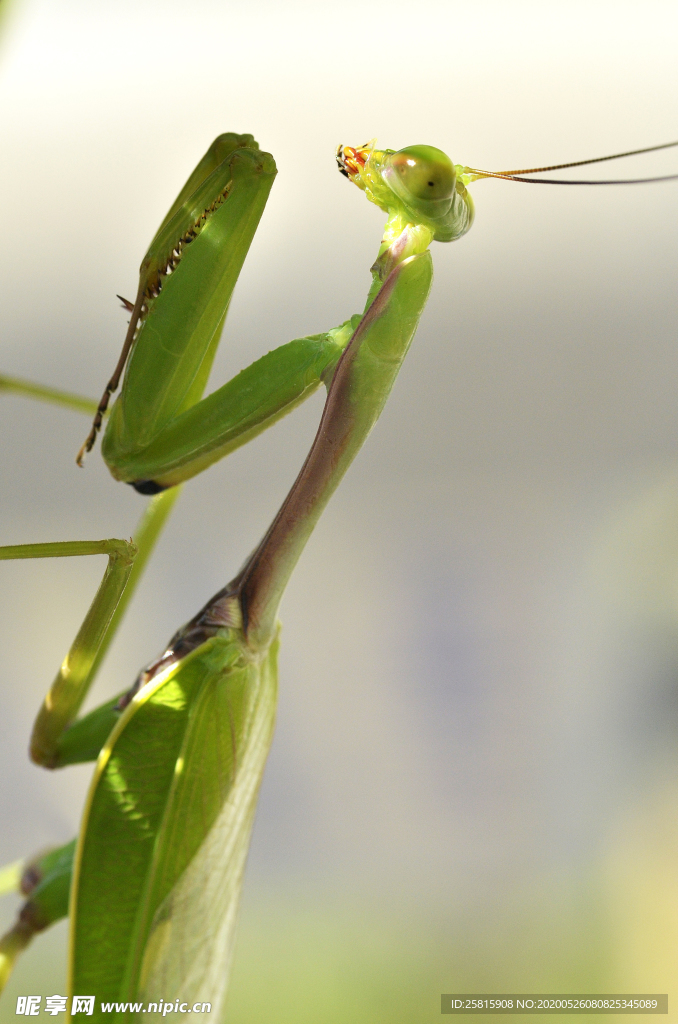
[[464, 138, 678, 184]]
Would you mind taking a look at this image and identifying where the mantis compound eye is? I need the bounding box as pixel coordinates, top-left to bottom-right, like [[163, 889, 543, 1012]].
[[380, 143, 472, 242], [387, 145, 456, 203]]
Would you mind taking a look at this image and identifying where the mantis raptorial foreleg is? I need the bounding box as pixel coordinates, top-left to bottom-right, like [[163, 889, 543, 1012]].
[[101, 322, 354, 490], [76, 134, 367, 493]]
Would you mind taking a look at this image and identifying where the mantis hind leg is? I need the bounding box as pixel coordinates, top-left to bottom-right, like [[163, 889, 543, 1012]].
[[0, 374, 97, 416], [0, 840, 75, 992], [0, 538, 136, 768], [0, 489, 180, 768]]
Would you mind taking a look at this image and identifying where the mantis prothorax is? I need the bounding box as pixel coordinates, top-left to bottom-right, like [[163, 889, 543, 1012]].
[[1, 133, 676, 1017]]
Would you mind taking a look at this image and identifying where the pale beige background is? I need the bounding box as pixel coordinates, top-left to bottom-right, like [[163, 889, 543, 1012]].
[[0, 0, 677, 1019]]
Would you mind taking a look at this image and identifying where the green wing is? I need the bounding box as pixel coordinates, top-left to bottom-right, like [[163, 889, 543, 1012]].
[[69, 629, 278, 1020]]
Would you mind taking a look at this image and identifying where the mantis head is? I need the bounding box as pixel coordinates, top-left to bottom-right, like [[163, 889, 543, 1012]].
[[336, 136, 678, 252], [337, 140, 475, 244]]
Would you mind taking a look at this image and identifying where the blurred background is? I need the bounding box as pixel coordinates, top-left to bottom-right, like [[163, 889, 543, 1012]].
[[0, 0, 677, 1019]]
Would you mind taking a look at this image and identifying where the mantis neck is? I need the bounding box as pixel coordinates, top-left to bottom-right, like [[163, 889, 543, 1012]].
[[232, 224, 434, 652], [363, 217, 433, 313]]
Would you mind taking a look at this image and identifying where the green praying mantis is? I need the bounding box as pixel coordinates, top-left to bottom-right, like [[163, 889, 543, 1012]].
[[0, 131, 677, 1019]]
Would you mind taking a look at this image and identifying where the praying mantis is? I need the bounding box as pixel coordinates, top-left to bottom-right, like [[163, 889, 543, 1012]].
[[0, 131, 676, 1019]]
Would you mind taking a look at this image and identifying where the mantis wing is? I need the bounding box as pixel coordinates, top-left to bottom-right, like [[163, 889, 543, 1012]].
[[69, 630, 278, 1021]]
